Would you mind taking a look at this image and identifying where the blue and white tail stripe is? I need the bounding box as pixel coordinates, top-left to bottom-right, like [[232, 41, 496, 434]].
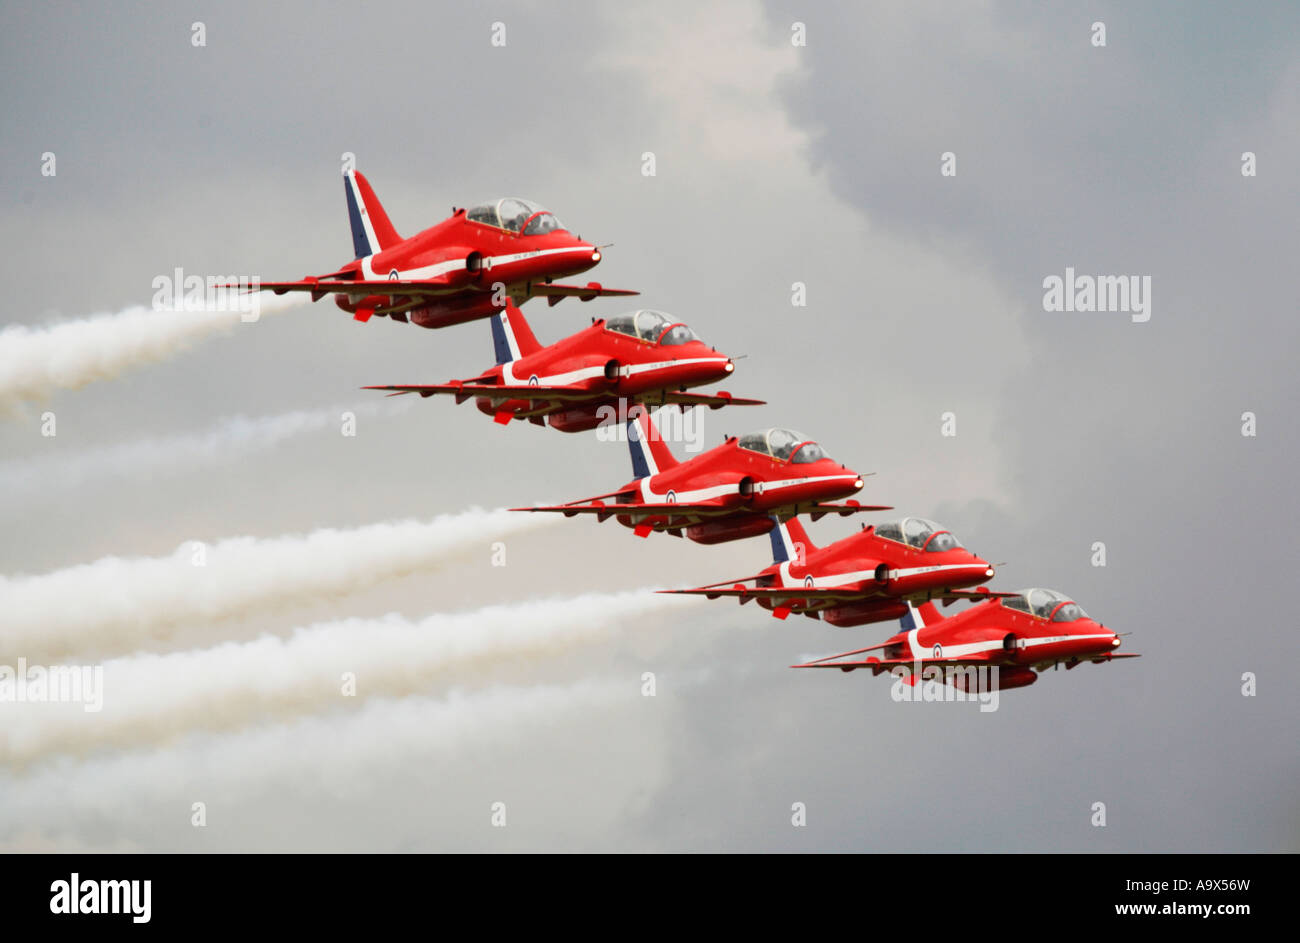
[[344, 171, 380, 259], [769, 516, 798, 564], [490, 310, 523, 365], [627, 416, 658, 480], [900, 601, 925, 631]]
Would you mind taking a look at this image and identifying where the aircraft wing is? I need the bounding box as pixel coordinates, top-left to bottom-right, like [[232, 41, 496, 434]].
[[363, 384, 765, 408], [366, 382, 603, 402], [801, 501, 893, 519], [665, 564, 1003, 607], [511, 496, 764, 536], [795, 648, 1140, 670], [531, 282, 639, 304], [511, 498, 737, 520], [232, 278, 461, 300], [790, 641, 895, 668], [227, 279, 639, 304], [513, 498, 891, 521], [792, 650, 999, 670], [938, 589, 1018, 601], [653, 390, 765, 408], [661, 585, 881, 603]]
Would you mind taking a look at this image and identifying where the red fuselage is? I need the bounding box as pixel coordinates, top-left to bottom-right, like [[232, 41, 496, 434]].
[[473, 320, 740, 431], [613, 439, 864, 543], [858, 597, 1124, 690], [755, 526, 996, 625]]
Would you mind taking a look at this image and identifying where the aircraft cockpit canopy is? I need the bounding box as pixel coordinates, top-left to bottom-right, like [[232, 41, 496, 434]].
[[873, 517, 963, 552], [604, 310, 698, 345], [467, 198, 565, 234], [658, 324, 699, 346], [738, 428, 826, 464], [1002, 588, 1088, 622]]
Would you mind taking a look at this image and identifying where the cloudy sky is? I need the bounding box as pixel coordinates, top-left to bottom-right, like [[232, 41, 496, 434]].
[[0, 1, 1295, 851]]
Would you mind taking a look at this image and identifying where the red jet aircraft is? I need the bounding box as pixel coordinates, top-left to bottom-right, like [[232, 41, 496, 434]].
[[513, 410, 889, 543], [365, 303, 762, 432], [240, 170, 636, 329], [664, 515, 1005, 623], [794, 591, 1138, 691]]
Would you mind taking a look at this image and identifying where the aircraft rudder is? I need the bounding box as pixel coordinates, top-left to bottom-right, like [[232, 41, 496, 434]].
[[901, 600, 946, 631], [490, 301, 543, 365], [626, 407, 678, 480], [343, 169, 402, 258], [769, 515, 815, 564]]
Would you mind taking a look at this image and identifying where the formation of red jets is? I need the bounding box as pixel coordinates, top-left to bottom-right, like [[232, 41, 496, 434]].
[[246, 170, 1139, 695]]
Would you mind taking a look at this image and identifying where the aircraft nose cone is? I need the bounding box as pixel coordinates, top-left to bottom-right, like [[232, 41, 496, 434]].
[[687, 357, 731, 380]]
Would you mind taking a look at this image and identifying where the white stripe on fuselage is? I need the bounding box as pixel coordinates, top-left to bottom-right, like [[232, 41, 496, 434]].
[[502, 357, 727, 387], [636, 473, 859, 506], [905, 630, 1115, 661], [359, 245, 596, 283], [750, 474, 859, 495], [772, 561, 987, 590]]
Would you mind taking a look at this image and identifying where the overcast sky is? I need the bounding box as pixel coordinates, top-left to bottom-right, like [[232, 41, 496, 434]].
[[0, 1, 1295, 851]]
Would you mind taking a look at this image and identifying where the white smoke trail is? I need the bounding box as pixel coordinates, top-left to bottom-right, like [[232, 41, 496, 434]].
[[0, 293, 306, 405], [0, 590, 687, 763], [0, 507, 556, 659], [0, 397, 412, 499], [0, 679, 640, 847]]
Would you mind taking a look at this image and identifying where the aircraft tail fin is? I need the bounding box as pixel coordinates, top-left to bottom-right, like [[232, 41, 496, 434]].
[[901, 600, 945, 631], [344, 169, 402, 258], [627, 408, 679, 480], [769, 515, 817, 565], [490, 301, 544, 365]]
